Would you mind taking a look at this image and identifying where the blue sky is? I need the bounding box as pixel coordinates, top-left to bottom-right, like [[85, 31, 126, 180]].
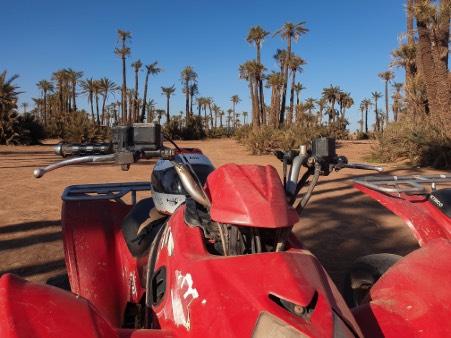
[[2, 0, 407, 130]]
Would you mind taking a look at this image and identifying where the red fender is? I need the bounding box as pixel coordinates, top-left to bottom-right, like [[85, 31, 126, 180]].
[[353, 239, 451, 338], [62, 199, 146, 326]]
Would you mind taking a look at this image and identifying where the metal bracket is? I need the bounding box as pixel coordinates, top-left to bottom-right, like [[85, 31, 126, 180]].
[[354, 174, 451, 195], [62, 182, 151, 204]]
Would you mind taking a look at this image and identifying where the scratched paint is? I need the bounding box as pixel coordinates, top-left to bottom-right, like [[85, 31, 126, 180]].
[[171, 270, 199, 330]]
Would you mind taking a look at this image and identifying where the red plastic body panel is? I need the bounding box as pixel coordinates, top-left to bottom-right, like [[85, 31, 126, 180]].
[[354, 183, 451, 245], [62, 199, 146, 327], [206, 164, 299, 227], [353, 239, 451, 338], [0, 274, 173, 338], [0, 273, 118, 337], [150, 206, 362, 337]]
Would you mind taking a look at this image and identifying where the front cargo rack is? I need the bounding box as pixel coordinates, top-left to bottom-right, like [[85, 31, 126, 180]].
[[354, 174, 451, 195], [62, 182, 151, 204]]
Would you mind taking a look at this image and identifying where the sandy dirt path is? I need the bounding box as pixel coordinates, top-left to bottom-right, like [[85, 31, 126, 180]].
[[0, 139, 444, 289]]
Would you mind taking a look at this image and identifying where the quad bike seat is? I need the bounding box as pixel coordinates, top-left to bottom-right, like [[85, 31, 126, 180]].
[[429, 188, 451, 217], [121, 197, 167, 257]]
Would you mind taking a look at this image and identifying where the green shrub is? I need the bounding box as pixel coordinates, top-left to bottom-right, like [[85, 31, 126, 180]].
[[372, 117, 451, 169], [163, 116, 206, 140], [237, 124, 332, 155], [17, 113, 46, 145]]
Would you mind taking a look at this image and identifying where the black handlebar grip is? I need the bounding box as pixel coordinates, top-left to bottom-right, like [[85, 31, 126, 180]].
[[55, 143, 113, 157]]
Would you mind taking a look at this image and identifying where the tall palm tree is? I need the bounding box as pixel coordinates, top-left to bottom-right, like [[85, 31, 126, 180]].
[[131, 60, 142, 123], [265, 72, 285, 128], [273, 22, 309, 126], [287, 55, 305, 126], [141, 61, 161, 122], [99, 78, 119, 124], [378, 70, 394, 127], [239, 60, 264, 130], [36, 80, 54, 127], [80, 78, 96, 122], [246, 25, 270, 124], [65, 68, 83, 111], [212, 103, 221, 128], [189, 82, 198, 115], [316, 97, 327, 125], [392, 82, 404, 122], [52, 69, 68, 113], [219, 110, 224, 127], [181, 66, 197, 118], [115, 29, 131, 123], [231, 95, 241, 116], [371, 91, 382, 132], [360, 98, 371, 133], [322, 85, 340, 124], [93, 80, 102, 125], [293, 83, 306, 106], [161, 85, 176, 124]]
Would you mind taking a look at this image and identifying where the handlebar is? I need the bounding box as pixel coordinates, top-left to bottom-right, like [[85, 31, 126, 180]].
[[55, 143, 113, 157], [337, 162, 384, 172]]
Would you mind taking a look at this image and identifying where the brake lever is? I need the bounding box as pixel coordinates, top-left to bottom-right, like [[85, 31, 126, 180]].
[[337, 162, 384, 173], [33, 154, 116, 178]]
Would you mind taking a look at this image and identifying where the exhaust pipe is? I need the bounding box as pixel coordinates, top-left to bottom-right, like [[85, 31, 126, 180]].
[[173, 162, 211, 209]]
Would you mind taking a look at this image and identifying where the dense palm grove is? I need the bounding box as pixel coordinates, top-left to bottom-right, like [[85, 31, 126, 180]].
[[0, 0, 449, 167]]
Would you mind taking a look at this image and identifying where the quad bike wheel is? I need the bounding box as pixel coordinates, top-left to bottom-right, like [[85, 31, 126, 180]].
[[343, 253, 402, 308]]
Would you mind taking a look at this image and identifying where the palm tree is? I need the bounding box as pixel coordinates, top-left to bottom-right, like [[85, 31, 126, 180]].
[[131, 60, 142, 123], [371, 91, 382, 132], [189, 82, 198, 115], [287, 55, 305, 126], [115, 29, 131, 123], [99, 78, 119, 124], [273, 22, 309, 126], [242, 111, 248, 125], [392, 82, 404, 122], [316, 97, 327, 125], [293, 83, 305, 106], [246, 25, 270, 124], [0, 71, 21, 145], [36, 80, 54, 127], [219, 110, 224, 127], [161, 85, 176, 124], [337, 91, 354, 119], [80, 78, 96, 122], [65, 68, 83, 111], [93, 80, 102, 125], [231, 95, 241, 116], [322, 85, 340, 124], [360, 98, 371, 133], [239, 60, 264, 130], [378, 70, 394, 127], [181, 66, 197, 118], [141, 62, 161, 122], [212, 104, 221, 128], [52, 69, 68, 113], [265, 72, 285, 128]]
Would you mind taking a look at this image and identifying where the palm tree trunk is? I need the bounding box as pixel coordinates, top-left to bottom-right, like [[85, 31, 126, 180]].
[[365, 108, 368, 133], [185, 81, 190, 119], [288, 70, 296, 127], [95, 94, 100, 125], [416, 16, 440, 115], [43, 91, 47, 127], [166, 95, 170, 124], [384, 80, 389, 127], [133, 71, 139, 123], [279, 38, 291, 126], [89, 92, 95, 122], [101, 95, 107, 125], [140, 71, 150, 122], [121, 56, 127, 124], [72, 81, 77, 111]]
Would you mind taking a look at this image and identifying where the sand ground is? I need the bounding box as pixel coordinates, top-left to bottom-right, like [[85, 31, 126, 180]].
[[0, 139, 444, 289]]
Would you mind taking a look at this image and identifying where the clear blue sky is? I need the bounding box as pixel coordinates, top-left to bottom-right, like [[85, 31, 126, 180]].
[[2, 0, 407, 130]]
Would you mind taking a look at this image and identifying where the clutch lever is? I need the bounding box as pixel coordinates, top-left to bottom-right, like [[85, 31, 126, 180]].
[[33, 154, 116, 178]]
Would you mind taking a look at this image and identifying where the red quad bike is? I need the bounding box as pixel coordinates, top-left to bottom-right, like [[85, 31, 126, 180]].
[[0, 124, 448, 338], [342, 174, 451, 338]]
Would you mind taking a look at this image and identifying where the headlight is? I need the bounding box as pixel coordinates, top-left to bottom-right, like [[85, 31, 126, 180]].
[[252, 312, 308, 338]]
